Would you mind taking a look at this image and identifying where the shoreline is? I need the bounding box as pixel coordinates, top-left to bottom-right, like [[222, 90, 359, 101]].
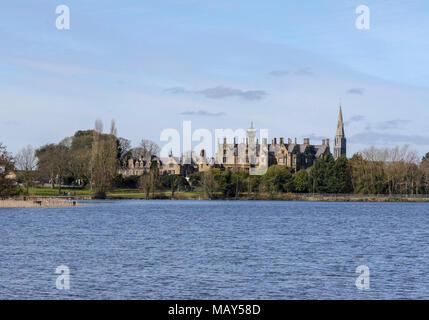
[[110, 196, 429, 202], [85, 194, 429, 202], [104, 192, 429, 202], [3, 193, 428, 207]]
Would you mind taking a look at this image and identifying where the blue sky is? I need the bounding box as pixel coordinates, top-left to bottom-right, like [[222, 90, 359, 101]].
[[1, 0, 429, 157]]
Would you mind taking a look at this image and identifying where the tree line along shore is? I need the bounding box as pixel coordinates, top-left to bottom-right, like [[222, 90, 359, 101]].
[[1, 187, 427, 204], [1, 120, 429, 203]]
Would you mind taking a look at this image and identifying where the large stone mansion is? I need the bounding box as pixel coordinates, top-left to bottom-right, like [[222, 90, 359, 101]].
[[119, 107, 347, 176]]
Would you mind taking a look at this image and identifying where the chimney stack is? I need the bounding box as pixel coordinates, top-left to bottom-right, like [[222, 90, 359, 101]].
[[280, 137, 284, 145], [294, 137, 297, 144], [304, 138, 310, 145], [273, 138, 277, 145], [326, 138, 330, 146]]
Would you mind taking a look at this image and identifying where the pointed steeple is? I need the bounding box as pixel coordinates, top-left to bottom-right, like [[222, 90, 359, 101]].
[[336, 105, 345, 136], [334, 104, 346, 160]]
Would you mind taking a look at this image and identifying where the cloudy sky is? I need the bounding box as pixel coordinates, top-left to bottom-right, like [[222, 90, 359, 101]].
[[1, 0, 429, 157]]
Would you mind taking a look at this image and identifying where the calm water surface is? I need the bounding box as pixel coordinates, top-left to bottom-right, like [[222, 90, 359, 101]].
[[1, 200, 429, 299]]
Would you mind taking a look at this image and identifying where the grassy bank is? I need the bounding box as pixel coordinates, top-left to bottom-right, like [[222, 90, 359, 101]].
[[24, 187, 429, 202]]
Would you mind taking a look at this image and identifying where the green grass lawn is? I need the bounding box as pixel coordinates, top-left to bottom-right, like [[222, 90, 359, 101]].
[[27, 187, 204, 200], [27, 187, 93, 196], [22, 187, 429, 201]]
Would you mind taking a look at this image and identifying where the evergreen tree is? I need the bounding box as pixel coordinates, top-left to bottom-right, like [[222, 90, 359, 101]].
[[262, 165, 294, 194], [215, 169, 235, 198], [310, 154, 335, 193], [293, 169, 310, 193], [331, 155, 353, 193]]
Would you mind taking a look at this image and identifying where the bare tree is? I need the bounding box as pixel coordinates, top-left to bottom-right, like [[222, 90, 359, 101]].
[[352, 145, 421, 195], [70, 147, 91, 186], [36, 144, 56, 188], [201, 169, 218, 199], [139, 173, 152, 199], [94, 118, 103, 134], [91, 119, 119, 196], [110, 119, 118, 136], [53, 143, 72, 194], [15, 145, 37, 194], [134, 139, 160, 159], [118, 137, 131, 160], [420, 153, 429, 194]]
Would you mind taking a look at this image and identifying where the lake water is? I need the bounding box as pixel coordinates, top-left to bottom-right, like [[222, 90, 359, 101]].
[[1, 200, 429, 299]]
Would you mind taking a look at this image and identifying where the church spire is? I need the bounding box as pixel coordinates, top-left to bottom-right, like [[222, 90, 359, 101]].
[[334, 105, 346, 160], [336, 105, 345, 136]]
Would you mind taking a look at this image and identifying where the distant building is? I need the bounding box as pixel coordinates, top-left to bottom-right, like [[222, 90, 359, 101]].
[[0, 154, 16, 180], [197, 149, 213, 172], [119, 106, 346, 176], [5, 171, 17, 181], [268, 137, 331, 171], [119, 151, 216, 177], [119, 155, 157, 176], [215, 122, 331, 172], [162, 151, 182, 175], [215, 122, 269, 172]]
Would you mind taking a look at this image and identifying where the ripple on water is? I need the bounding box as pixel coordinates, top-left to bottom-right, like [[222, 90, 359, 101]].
[[0, 200, 428, 299]]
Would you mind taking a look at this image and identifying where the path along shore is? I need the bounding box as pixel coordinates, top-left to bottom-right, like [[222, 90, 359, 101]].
[[0, 198, 78, 208]]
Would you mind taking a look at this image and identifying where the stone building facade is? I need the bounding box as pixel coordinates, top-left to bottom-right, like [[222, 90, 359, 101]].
[[214, 106, 346, 172], [215, 123, 269, 172], [268, 137, 331, 171], [119, 151, 214, 177], [215, 125, 331, 172], [119, 107, 346, 176]]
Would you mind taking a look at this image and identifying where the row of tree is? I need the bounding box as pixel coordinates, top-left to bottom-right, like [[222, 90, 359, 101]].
[[185, 146, 429, 199], [349, 145, 429, 195], [119, 146, 429, 199], [4, 120, 160, 198], [2, 122, 429, 199], [114, 145, 429, 198], [186, 155, 353, 199]]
